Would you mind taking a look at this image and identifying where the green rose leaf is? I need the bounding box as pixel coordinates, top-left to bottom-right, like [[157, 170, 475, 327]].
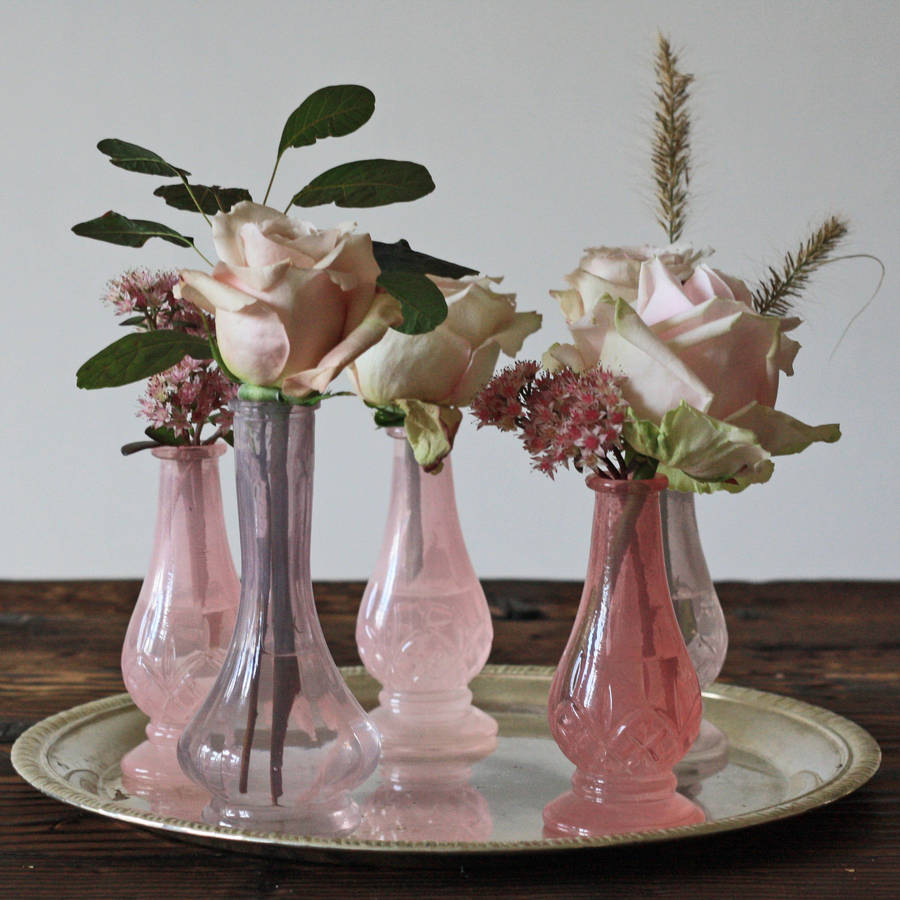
[[278, 85, 376, 155], [291, 159, 435, 209], [154, 183, 252, 215], [624, 402, 775, 494], [97, 139, 190, 177], [376, 271, 448, 335], [76, 331, 212, 389], [373, 239, 478, 278], [371, 404, 407, 428], [72, 212, 194, 249]]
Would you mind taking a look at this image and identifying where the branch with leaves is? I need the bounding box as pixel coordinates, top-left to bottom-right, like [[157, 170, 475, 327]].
[[73, 84, 479, 395], [753, 215, 849, 316], [652, 34, 694, 244]]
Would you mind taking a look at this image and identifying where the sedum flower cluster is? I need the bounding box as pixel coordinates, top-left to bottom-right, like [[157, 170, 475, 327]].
[[105, 269, 237, 444], [472, 361, 630, 479]]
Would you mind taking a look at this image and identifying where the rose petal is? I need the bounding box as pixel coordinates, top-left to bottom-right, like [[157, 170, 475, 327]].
[[636, 257, 695, 325], [215, 303, 291, 387], [683, 264, 738, 304], [542, 342, 587, 372], [442, 343, 502, 406], [572, 297, 714, 420], [549, 288, 585, 323], [491, 310, 543, 357], [350, 323, 472, 406], [664, 306, 783, 418], [443, 278, 518, 348], [176, 269, 257, 313], [281, 291, 403, 397]]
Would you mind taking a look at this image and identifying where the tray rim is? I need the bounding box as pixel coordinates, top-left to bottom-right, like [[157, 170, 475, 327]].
[[11, 664, 882, 857]]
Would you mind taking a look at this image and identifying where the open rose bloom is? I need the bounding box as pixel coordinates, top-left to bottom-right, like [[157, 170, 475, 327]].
[[175, 202, 402, 398], [547, 247, 839, 492], [350, 277, 541, 469]]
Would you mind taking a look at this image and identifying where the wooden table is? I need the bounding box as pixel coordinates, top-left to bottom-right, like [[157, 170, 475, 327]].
[[1, 580, 896, 898]]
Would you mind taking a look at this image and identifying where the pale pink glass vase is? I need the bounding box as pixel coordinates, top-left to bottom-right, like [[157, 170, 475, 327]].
[[356, 429, 497, 765], [357, 759, 492, 842], [177, 400, 380, 836], [661, 489, 730, 778], [544, 476, 704, 838], [120, 443, 239, 793]]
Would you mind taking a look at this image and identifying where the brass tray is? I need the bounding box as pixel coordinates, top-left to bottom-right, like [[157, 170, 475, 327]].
[[11, 666, 881, 863]]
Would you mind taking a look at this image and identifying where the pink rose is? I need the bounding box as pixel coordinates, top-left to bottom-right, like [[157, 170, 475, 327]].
[[175, 202, 402, 397], [554, 257, 798, 423], [577, 244, 706, 299], [548, 254, 839, 490]]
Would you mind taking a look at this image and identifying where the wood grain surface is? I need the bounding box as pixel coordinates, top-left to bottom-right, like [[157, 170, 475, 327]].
[[1, 579, 897, 899]]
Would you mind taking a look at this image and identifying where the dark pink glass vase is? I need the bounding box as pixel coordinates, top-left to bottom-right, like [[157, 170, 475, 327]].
[[356, 429, 497, 766], [120, 444, 239, 793], [544, 476, 704, 837], [177, 401, 380, 835]]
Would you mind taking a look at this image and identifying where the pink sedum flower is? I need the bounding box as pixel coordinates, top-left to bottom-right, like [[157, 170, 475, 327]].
[[104, 269, 206, 334], [473, 362, 629, 479], [103, 268, 237, 445], [139, 357, 237, 442]]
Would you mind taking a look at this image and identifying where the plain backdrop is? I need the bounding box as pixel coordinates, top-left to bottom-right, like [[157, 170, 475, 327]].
[[1, 0, 897, 582]]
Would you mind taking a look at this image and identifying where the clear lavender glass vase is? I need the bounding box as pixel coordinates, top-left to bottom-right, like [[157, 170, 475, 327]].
[[544, 477, 704, 838], [660, 490, 729, 776], [355, 429, 497, 765], [120, 444, 239, 793], [177, 400, 380, 835]]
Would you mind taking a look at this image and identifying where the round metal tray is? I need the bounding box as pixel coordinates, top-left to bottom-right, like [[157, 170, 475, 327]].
[[11, 665, 881, 863]]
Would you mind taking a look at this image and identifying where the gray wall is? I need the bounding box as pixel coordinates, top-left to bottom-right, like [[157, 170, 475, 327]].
[[2, 0, 897, 580]]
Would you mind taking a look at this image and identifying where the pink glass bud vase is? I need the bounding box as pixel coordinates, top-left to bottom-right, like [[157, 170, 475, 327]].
[[120, 443, 239, 792], [178, 401, 380, 836], [661, 490, 730, 777], [356, 429, 497, 765], [544, 476, 704, 838]]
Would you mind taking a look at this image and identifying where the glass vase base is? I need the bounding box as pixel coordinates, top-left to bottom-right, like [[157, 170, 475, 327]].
[[369, 703, 498, 764], [120, 738, 193, 791], [677, 718, 729, 783], [203, 795, 361, 837], [543, 787, 705, 838]]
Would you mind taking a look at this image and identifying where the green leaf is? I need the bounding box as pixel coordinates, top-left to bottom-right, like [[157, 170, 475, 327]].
[[372, 239, 478, 278], [372, 405, 406, 428], [76, 331, 212, 389], [291, 159, 435, 209], [72, 211, 194, 248], [97, 139, 190, 177], [118, 315, 148, 327], [278, 85, 375, 156], [154, 183, 252, 214], [144, 425, 181, 446], [376, 271, 448, 335]]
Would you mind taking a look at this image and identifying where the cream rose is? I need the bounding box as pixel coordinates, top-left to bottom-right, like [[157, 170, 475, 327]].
[[548, 254, 839, 491], [175, 201, 402, 398], [350, 276, 541, 468]]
